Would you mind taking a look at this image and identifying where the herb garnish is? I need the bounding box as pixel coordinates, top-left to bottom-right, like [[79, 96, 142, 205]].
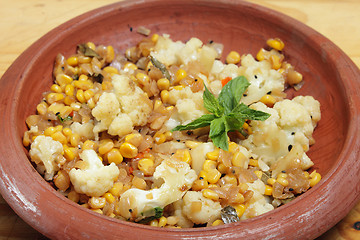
[[56, 112, 72, 123], [77, 43, 101, 58], [136, 207, 164, 224], [149, 56, 171, 80], [172, 76, 270, 151]]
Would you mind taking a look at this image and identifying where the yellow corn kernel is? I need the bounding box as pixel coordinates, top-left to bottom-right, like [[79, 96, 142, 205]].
[[267, 178, 276, 186], [153, 99, 162, 111], [166, 106, 175, 111], [54, 125, 63, 132], [217, 163, 227, 174], [173, 149, 191, 164], [233, 193, 245, 204], [264, 185, 273, 196], [287, 69, 303, 86], [207, 169, 221, 184], [36, 102, 48, 115], [44, 127, 56, 136], [185, 140, 200, 149], [191, 179, 209, 191], [103, 192, 115, 204], [78, 56, 92, 64], [98, 140, 114, 155], [233, 204, 246, 218], [51, 131, 67, 145], [222, 175, 237, 185], [260, 94, 276, 107], [158, 216, 167, 227], [154, 132, 166, 145], [84, 90, 95, 101], [62, 127, 72, 137], [256, 48, 266, 61], [270, 54, 282, 70], [91, 209, 103, 214], [125, 133, 143, 147], [228, 142, 238, 153], [103, 66, 119, 75], [78, 74, 88, 82], [303, 171, 310, 179], [87, 98, 96, 109], [74, 80, 93, 90], [46, 93, 64, 104], [277, 177, 289, 187], [157, 78, 170, 91], [67, 56, 79, 66], [212, 219, 224, 226], [106, 148, 123, 164], [120, 142, 138, 158], [172, 85, 184, 91], [226, 51, 241, 64], [64, 96, 75, 106], [82, 140, 97, 150], [175, 69, 187, 82], [198, 170, 208, 181], [277, 173, 288, 179], [109, 182, 123, 196], [56, 74, 73, 86], [64, 147, 76, 161], [75, 89, 85, 103], [309, 171, 321, 187], [69, 133, 80, 147], [164, 131, 173, 141], [106, 45, 115, 63], [88, 197, 106, 209], [202, 189, 219, 201], [132, 176, 147, 190], [50, 84, 62, 93], [266, 38, 285, 51], [86, 42, 96, 50], [149, 219, 158, 227], [249, 159, 259, 167], [232, 151, 247, 168], [68, 190, 80, 203], [151, 33, 159, 43], [138, 158, 154, 175], [136, 72, 150, 84], [123, 62, 138, 71], [203, 160, 217, 172], [160, 90, 169, 104], [254, 170, 263, 179], [206, 148, 220, 161]]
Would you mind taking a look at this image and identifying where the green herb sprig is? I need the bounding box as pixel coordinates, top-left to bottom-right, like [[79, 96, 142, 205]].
[[172, 76, 270, 151]]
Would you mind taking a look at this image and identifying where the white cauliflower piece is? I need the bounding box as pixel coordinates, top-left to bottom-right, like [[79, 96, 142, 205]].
[[108, 113, 133, 136], [292, 95, 321, 127], [239, 54, 285, 105], [182, 191, 221, 224], [190, 142, 215, 175], [92, 92, 120, 127], [152, 34, 185, 66], [69, 150, 119, 197], [177, 37, 203, 65], [241, 179, 274, 220], [29, 135, 64, 180], [70, 121, 95, 140], [119, 158, 197, 219], [173, 200, 194, 228], [112, 74, 152, 126]]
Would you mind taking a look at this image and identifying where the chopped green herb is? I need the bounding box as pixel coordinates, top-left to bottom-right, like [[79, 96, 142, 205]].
[[90, 73, 104, 83], [136, 207, 163, 224], [56, 113, 72, 123], [149, 56, 171, 80], [77, 43, 101, 58], [172, 76, 270, 151]]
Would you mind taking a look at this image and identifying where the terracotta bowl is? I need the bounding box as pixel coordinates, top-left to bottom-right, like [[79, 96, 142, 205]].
[[0, 0, 359, 239]]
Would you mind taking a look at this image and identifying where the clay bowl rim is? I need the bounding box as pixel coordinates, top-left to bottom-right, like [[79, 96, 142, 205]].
[[0, 0, 360, 239]]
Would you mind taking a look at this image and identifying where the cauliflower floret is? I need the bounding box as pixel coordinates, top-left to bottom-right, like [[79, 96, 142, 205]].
[[119, 158, 197, 219], [69, 150, 119, 197], [91, 92, 120, 127], [112, 74, 152, 126], [177, 37, 203, 65], [239, 54, 285, 105], [173, 200, 194, 228], [152, 34, 185, 66], [293, 95, 321, 127], [241, 179, 274, 220], [182, 191, 222, 224], [70, 122, 95, 140], [190, 142, 215, 175], [108, 113, 133, 136], [29, 135, 64, 180]]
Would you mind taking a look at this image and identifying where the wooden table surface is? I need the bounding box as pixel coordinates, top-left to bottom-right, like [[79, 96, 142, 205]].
[[0, 0, 359, 239]]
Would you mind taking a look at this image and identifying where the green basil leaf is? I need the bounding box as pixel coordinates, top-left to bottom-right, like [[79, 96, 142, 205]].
[[232, 106, 271, 121], [137, 207, 164, 224], [218, 76, 250, 113], [203, 84, 223, 117], [209, 117, 229, 151], [171, 114, 216, 132]]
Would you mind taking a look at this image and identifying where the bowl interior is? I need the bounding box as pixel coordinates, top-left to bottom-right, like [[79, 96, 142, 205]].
[[2, 0, 358, 239]]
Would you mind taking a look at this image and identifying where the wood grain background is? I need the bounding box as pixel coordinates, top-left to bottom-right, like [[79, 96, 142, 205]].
[[0, 0, 359, 239]]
